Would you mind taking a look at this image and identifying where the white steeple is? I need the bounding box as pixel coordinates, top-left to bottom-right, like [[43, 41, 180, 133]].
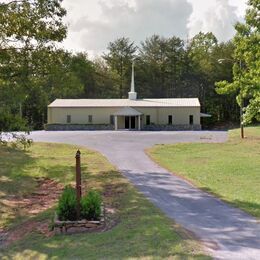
[[128, 61, 137, 100]]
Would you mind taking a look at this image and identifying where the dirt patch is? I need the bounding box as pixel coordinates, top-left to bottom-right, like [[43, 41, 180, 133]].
[[0, 180, 123, 248], [3, 178, 63, 216], [0, 219, 52, 248], [0, 178, 62, 248]]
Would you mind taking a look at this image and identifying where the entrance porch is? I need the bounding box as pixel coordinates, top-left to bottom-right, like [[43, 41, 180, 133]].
[[113, 107, 142, 131]]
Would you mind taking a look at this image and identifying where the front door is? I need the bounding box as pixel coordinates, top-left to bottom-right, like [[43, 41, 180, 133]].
[[125, 116, 136, 129], [125, 116, 129, 129], [130, 116, 135, 129]]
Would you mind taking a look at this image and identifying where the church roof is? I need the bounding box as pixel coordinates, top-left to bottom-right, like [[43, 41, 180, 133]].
[[113, 107, 143, 116], [49, 98, 200, 108]]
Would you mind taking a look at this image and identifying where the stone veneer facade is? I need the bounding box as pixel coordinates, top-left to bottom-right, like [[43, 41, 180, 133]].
[[45, 124, 201, 131]]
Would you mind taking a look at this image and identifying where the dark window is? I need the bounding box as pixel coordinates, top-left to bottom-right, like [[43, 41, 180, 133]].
[[110, 115, 114, 125], [88, 115, 93, 123], [146, 115, 151, 125], [67, 115, 71, 123], [189, 115, 194, 125], [168, 115, 173, 125]]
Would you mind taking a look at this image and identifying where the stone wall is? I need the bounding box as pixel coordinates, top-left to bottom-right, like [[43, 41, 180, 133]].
[[142, 124, 201, 131], [45, 124, 201, 131], [45, 124, 114, 131]]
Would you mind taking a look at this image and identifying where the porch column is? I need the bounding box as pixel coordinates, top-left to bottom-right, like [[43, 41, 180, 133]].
[[138, 115, 141, 131], [114, 115, 118, 131]]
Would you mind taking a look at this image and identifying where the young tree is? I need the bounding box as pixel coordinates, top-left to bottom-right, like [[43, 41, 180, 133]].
[[216, 0, 260, 127]]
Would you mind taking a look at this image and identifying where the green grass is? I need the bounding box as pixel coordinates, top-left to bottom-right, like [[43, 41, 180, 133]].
[[148, 126, 260, 218], [0, 142, 208, 259]]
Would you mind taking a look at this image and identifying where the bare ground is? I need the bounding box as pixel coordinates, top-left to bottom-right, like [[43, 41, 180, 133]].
[[0, 178, 63, 247]]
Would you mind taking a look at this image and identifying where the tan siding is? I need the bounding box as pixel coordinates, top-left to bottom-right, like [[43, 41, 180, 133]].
[[157, 107, 200, 125], [48, 106, 201, 126], [50, 107, 120, 124]]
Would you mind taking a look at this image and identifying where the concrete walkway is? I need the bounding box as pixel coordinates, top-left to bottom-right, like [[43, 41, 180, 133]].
[[29, 131, 260, 259]]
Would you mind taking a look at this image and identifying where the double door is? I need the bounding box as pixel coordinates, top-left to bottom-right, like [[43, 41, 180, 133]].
[[125, 116, 136, 130]]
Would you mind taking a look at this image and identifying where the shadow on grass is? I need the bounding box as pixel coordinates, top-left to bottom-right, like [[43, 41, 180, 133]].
[[0, 182, 209, 259], [0, 146, 38, 228], [0, 145, 211, 258], [0, 146, 37, 197], [0, 144, 79, 229]]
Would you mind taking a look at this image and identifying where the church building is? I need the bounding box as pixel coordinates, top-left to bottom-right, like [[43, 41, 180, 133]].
[[46, 63, 202, 131]]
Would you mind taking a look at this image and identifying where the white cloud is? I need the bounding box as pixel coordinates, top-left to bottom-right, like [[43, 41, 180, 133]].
[[63, 0, 193, 52], [188, 0, 245, 42], [61, 0, 247, 53]]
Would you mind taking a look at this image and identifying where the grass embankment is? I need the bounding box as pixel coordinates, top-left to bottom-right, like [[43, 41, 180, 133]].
[[0, 143, 208, 259], [148, 126, 260, 218]]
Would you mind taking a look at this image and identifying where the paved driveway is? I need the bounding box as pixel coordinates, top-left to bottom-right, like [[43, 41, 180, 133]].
[[29, 130, 260, 259]]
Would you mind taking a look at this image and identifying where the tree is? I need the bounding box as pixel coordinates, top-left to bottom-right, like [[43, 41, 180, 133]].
[[103, 37, 137, 98], [216, 0, 260, 125], [187, 32, 238, 126], [211, 41, 238, 123], [139, 35, 186, 98], [0, 0, 67, 129], [69, 52, 96, 98], [0, 0, 67, 51], [21, 49, 84, 128], [187, 32, 218, 105], [92, 57, 121, 98]]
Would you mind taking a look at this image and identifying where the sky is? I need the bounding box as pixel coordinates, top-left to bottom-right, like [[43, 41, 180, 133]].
[[62, 0, 247, 55]]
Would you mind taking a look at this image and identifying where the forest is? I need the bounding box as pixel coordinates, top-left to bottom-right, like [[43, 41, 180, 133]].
[[0, 0, 259, 130]]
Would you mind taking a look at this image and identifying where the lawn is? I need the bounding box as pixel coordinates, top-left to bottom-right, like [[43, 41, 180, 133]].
[[0, 142, 208, 259], [148, 126, 260, 218]]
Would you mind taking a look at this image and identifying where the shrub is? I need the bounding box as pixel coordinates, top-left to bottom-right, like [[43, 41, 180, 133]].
[[81, 190, 102, 220], [57, 185, 77, 221], [0, 112, 29, 132]]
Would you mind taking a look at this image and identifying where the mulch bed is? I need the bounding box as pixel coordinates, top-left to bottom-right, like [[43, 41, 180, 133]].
[[2, 178, 63, 216], [0, 178, 62, 248]]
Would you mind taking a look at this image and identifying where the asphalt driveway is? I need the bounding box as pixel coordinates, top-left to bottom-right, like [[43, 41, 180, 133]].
[[29, 130, 260, 259]]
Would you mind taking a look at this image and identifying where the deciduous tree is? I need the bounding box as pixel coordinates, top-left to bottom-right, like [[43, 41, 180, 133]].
[[216, 0, 260, 124]]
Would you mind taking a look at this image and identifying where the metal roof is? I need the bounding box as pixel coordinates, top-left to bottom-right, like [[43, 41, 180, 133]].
[[49, 98, 200, 108], [113, 107, 143, 116]]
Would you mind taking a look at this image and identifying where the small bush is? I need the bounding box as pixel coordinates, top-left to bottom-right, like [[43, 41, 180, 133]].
[[57, 185, 77, 221], [81, 190, 102, 220], [0, 112, 29, 132]]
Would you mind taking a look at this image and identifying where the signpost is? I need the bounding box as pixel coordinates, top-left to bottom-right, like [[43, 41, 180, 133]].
[[75, 150, 82, 219]]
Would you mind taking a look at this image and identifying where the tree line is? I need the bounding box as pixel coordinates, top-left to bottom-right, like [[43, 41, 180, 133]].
[[0, 0, 259, 130]]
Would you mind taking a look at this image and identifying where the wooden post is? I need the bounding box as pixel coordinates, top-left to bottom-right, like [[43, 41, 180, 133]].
[[75, 150, 82, 219]]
